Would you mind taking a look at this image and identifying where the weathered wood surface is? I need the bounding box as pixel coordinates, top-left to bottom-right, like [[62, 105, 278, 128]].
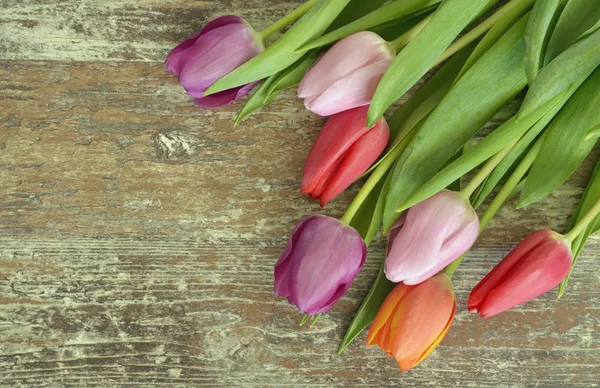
[[0, 1, 599, 386]]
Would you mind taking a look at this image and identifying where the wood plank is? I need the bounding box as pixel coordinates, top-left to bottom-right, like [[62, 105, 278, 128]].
[[0, 0, 301, 62], [1, 60, 599, 385]]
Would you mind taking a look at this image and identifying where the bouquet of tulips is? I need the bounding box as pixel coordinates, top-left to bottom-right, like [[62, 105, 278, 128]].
[[165, 0, 600, 371]]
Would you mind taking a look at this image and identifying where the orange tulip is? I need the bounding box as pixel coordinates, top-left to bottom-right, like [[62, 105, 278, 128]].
[[367, 273, 456, 371]]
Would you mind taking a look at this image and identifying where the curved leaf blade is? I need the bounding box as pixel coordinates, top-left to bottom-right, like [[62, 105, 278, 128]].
[[524, 0, 564, 83], [518, 27, 600, 119], [367, 0, 493, 127], [545, 0, 600, 64], [519, 67, 600, 207], [299, 0, 442, 52], [559, 158, 600, 297], [382, 12, 529, 230]]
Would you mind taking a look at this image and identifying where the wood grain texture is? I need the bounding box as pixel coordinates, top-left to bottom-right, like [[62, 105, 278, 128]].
[[0, 1, 599, 387]]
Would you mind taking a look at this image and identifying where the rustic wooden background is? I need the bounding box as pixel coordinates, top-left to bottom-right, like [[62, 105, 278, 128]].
[[1, 1, 599, 386]]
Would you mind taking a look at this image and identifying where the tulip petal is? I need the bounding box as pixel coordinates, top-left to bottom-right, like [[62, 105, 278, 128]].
[[166, 15, 249, 75], [468, 229, 551, 312], [385, 191, 478, 285], [303, 57, 393, 116], [285, 216, 366, 315], [193, 82, 258, 108], [409, 301, 455, 370], [389, 275, 455, 371], [318, 119, 389, 206], [475, 236, 572, 317], [298, 31, 388, 100], [366, 283, 408, 346], [274, 216, 317, 298], [301, 106, 372, 197], [178, 23, 261, 98]]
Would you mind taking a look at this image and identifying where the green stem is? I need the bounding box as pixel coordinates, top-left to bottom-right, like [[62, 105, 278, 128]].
[[339, 131, 415, 225], [389, 14, 433, 52], [259, 0, 321, 40], [565, 198, 600, 242], [300, 314, 310, 326], [433, 0, 534, 67], [459, 140, 518, 200], [479, 133, 545, 230], [442, 253, 465, 277], [309, 314, 321, 327]]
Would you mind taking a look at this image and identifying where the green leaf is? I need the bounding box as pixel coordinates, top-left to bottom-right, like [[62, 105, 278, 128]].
[[404, 79, 583, 212], [339, 170, 395, 354], [234, 50, 321, 125], [363, 42, 474, 177], [559, 158, 600, 297], [387, 42, 475, 141], [234, 0, 400, 123], [367, 0, 494, 127], [382, 12, 529, 230], [524, 0, 565, 83], [517, 27, 600, 119], [545, 0, 600, 64], [205, 0, 352, 95], [299, 0, 442, 52], [370, 9, 434, 42], [457, 0, 535, 80], [519, 67, 600, 207], [348, 172, 388, 246]]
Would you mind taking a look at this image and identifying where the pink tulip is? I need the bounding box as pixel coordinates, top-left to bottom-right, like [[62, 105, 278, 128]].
[[301, 106, 389, 206], [385, 190, 479, 285], [298, 31, 395, 116], [165, 15, 264, 108], [468, 229, 572, 318], [274, 215, 366, 315]]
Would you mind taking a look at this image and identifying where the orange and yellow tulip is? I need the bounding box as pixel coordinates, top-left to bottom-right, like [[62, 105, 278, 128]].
[[367, 273, 456, 371]]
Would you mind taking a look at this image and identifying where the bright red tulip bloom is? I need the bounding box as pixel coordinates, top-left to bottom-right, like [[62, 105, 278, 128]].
[[298, 31, 395, 116], [385, 190, 479, 285], [367, 273, 456, 371], [274, 215, 366, 316], [301, 106, 389, 206], [165, 15, 264, 108], [468, 229, 573, 318]]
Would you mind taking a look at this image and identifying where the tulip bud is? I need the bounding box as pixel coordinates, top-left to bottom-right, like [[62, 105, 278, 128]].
[[385, 190, 479, 285], [165, 15, 264, 108], [367, 273, 456, 371], [298, 31, 395, 116], [274, 215, 366, 315], [301, 106, 389, 206], [468, 229, 573, 318]]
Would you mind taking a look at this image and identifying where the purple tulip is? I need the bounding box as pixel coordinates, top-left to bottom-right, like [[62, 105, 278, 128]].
[[385, 190, 479, 285], [274, 215, 367, 315], [165, 15, 264, 108], [298, 31, 395, 116]]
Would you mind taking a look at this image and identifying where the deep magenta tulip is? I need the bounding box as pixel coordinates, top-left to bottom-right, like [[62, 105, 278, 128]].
[[298, 31, 395, 116], [301, 106, 389, 206], [385, 190, 479, 285], [468, 229, 573, 318], [165, 15, 264, 108], [274, 215, 366, 315]]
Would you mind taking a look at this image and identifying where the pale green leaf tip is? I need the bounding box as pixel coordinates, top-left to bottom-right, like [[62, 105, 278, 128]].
[[557, 286, 565, 299]]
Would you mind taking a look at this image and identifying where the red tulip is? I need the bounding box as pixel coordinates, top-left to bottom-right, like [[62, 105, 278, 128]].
[[367, 273, 456, 371], [301, 106, 389, 206], [468, 229, 573, 318]]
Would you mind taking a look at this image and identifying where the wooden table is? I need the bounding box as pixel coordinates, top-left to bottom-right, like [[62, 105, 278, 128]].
[[1, 1, 599, 386]]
